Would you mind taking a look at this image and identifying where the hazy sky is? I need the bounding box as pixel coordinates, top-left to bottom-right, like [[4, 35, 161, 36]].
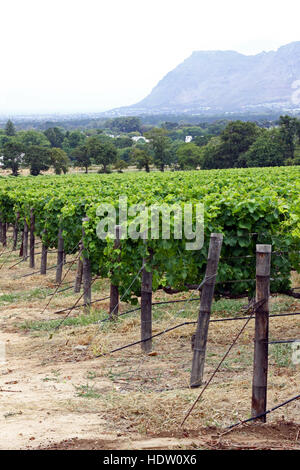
[[1, 0, 300, 115]]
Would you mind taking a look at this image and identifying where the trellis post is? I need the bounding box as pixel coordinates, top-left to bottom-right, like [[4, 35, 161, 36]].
[[82, 217, 91, 308], [251, 244, 271, 422], [29, 208, 35, 268], [23, 218, 29, 260], [190, 233, 223, 388], [40, 229, 48, 275], [74, 241, 83, 293], [141, 243, 153, 353], [13, 212, 20, 251], [109, 225, 121, 320]]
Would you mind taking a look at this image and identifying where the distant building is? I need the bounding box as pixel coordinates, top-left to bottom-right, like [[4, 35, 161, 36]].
[[185, 136, 193, 143], [131, 136, 149, 143]]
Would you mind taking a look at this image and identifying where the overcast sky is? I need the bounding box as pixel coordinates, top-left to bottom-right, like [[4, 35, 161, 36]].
[[1, 0, 300, 115]]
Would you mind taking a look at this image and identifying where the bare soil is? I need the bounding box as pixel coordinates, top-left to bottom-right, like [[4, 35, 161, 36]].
[[0, 247, 299, 450]]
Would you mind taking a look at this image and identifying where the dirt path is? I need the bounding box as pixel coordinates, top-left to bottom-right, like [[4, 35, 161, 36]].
[[0, 328, 119, 450], [0, 253, 299, 450], [1, 328, 299, 450]]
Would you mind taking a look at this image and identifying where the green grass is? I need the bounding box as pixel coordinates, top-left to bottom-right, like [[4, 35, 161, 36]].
[[0, 293, 22, 305], [0, 286, 75, 306], [17, 293, 296, 334], [269, 343, 294, 367], [212, 298, 248, 317], [151, 297, 248, 321], [19, 309, 109, 331], [85, 371, 97, 380], [74, 383, 101, 399], [207, 346, 252, 369], [269, 297, 295, 314], [42, 369, 61, 382]]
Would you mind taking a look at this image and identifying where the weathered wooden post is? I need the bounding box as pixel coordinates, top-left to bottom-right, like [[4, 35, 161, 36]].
[[13, 212, 20, 251], [40, 229, 48, 275], [0, 213, 6, 246], [0, 215, 3, 245], [29, 208, 35, 268], [56, 227, 64, 283], [2, 222, 7, 247], [109, 225, 121, 320], [74, 241, 83, 293], [190, 233, 223, 388], [23, 218, 29, 260], [19, 230, 24, 257], [82, 217, 91, 308], [251, 244, 271, 422], [141, 244, 153, 353]]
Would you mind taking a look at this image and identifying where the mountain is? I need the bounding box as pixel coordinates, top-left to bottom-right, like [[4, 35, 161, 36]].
[[121, 42, 300, 115]]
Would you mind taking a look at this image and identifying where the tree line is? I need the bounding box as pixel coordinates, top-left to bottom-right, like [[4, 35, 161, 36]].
[[0, 115, 299, 176]]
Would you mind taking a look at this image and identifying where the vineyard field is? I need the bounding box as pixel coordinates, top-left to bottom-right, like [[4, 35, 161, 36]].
[[0, 166, 299, 449], [0, 166, 299, 299]]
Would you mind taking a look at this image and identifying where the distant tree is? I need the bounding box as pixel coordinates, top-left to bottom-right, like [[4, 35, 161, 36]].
[[166, 128, 185, 141], [113, 136, 133, 149], [105, 117, 141, 133], [193, 134, 214, 147], [114, 159, 128, 172], [205, 120, 227, 135], [286, 154, 300, 166], [62, 131, 86, 157], [144, 128, 172, 171], [161, 121, 178, 130], [200, 137, 224, 169], [296, 119, 300, 141], [0, 132, 10, 148], [67, 131, 86, 148], [5, 120, 16, 136], [2, 139, 24, 176], [220, 120, 261, 167], [183, 126, 206, 137], [279, 115, 298, 160], [50, 148, 70, 174], [44, 127, 65, 148], [244, 130, 285, 167], [130, 147, 153, 172], [24, 146, 52, 175], [87, 136, 117, 173], [169, 139, 183, 166], [176, 143, 203, 169], [117, 147, 132, 163], [72, 144, 91, 173], [18, 130, 50, 148]]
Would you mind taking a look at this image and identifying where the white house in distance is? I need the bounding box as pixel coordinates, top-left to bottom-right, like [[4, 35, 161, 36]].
[[131, 136, 149, 143], [185, 136, 193, 143]]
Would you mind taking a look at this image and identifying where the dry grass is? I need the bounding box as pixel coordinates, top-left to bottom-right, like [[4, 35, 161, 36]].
[[0, 235, 299, 444]]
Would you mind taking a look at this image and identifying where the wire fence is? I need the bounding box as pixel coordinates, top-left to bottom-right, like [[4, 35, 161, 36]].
[[1, 226, 299, 431]]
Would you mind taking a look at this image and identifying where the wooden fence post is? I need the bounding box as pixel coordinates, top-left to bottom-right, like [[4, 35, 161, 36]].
[[56, 227, 64, 283], [13, 212, 20, 251], [82, 217, 91, 308], [0, 213, 6, 247], [109, 225, 120, 320], [2, 222, 7, 247], [190, 233, 223, 388], [74, 241, 83, 293], [23, 219, 29, 260], [29, 208, 35, 268], [141, 245, 153, 353], [251, 244, 271, 422], [0, 215, 3, 245], [19, 230, 24, 257], [40, 229, 48, 275]]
